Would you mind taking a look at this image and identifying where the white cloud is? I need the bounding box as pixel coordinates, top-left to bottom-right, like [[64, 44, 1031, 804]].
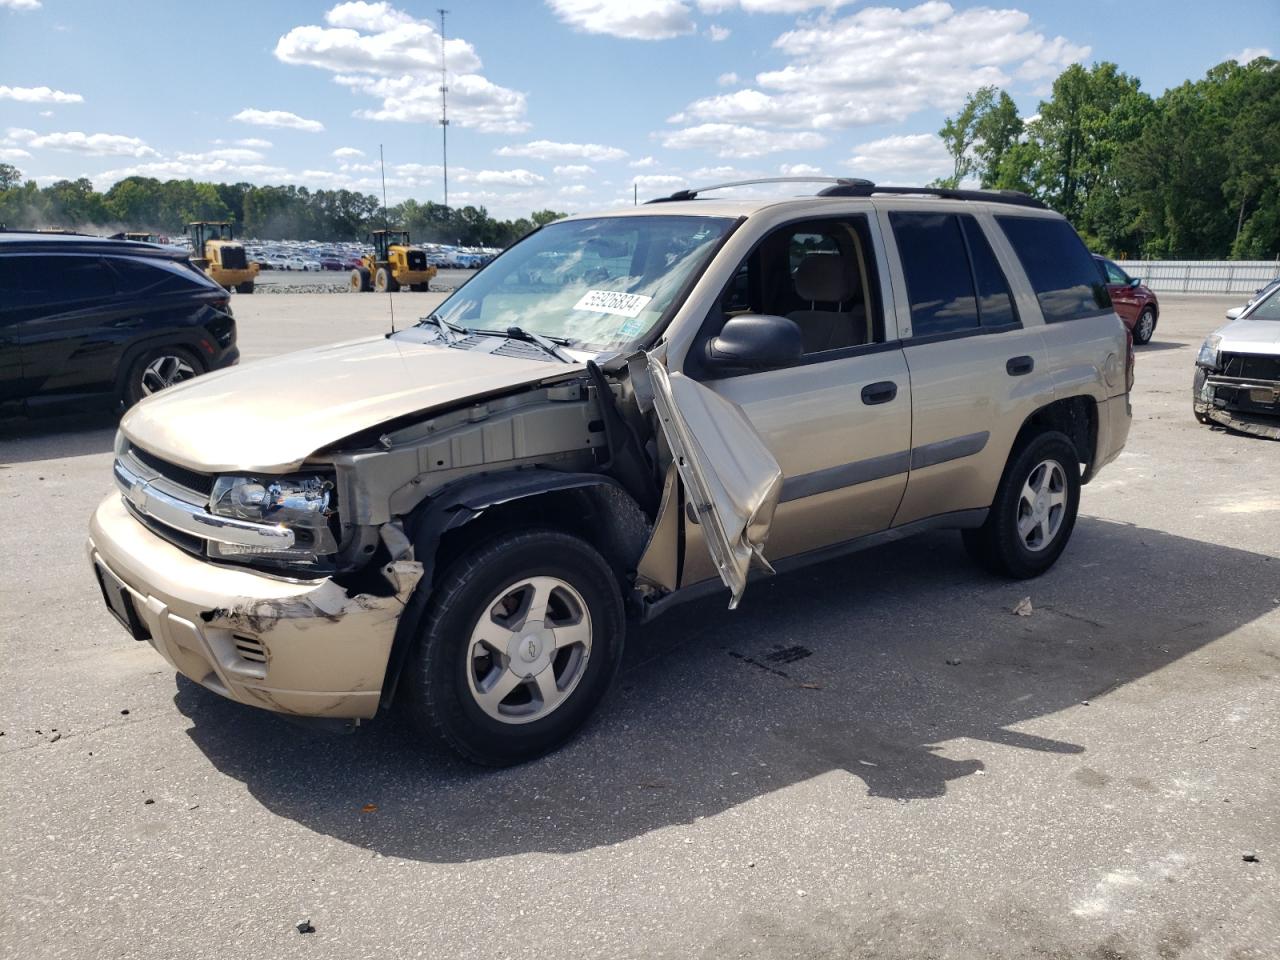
[[470, 168, 544, 185], [661, 122, 826, 158], [707, 24, 730, 41], [633, 173, 687, 189], [332, 146, 365, 158], [93, 158, 292, 188], [547, 0, 695, 40], [779, 162, 823, 176], [38, 110, 52, 117], [232, 108, 324, 132], [190, 147, 266, 163], [276, 4, 528, 134], [717, 71, 740, 87], [6, 128, 158, 157], [0, 0, 42, 9], [1231, 47, 1272, 63], [0, 147, 32, 161], [698, 0, 855, 11], [349, 72, 529, 133], [0, 85, 83, 104], [630, 155, 659, 168], [847, 133, 952, 183], [553, 163, 595, 178], [496, 139, 628, 162], [235, 137, 273, 148], [675, 2, 1089, 129]]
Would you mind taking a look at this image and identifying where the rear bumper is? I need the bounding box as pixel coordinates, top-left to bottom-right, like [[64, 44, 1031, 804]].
[[1091, 392, 1131, 478], [87, 493, 422, 719]]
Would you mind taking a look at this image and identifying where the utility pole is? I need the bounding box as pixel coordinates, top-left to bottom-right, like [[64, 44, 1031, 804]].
[[438, 8, 450, 213]]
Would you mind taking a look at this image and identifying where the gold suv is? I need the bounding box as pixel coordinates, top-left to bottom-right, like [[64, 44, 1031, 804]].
[[89, 179, 1133, 765]]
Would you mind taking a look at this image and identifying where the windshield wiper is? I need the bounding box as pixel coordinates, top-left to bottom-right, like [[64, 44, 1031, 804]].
[[421, 312, 466, 343], [468, 325, 576, 363]]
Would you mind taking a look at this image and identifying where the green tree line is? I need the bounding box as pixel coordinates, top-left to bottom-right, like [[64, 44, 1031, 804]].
[[0, 168, 564, 248], [935, 56, 1279, 260]]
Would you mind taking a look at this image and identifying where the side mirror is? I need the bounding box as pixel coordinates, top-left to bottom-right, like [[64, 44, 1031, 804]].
[[1128, 276, 1142, 288], [706, 314, 803, 370], [1225, 306, 1244, 320]]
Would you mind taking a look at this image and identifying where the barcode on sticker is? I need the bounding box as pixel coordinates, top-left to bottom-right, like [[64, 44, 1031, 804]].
[[573, 290, 652, 318]]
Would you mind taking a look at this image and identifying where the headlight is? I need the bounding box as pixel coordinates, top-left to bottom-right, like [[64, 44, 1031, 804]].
[[1196, 335, 1221, 370], [208, 474, 338, 567]]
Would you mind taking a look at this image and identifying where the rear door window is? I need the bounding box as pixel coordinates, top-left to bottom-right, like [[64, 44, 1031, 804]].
[[890, 212, 979, 337], [996, 216, 1111, 322], [961, 218, 1018, 328], [1, 254, 113, 308]]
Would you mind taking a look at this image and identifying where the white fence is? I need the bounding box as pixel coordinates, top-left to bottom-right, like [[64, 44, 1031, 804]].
[[1113, 260, 1278, 295]]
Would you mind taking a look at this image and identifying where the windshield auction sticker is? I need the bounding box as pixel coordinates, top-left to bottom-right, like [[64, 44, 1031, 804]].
[[573, 290, 653, 318]]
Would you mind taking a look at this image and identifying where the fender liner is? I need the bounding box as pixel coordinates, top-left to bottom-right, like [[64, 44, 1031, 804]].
[[379, 468, 633, 707]]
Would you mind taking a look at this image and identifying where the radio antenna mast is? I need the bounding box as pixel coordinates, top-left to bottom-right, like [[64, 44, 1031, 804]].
[[438, 8, 450, 213], [380, 143, 395, 334]]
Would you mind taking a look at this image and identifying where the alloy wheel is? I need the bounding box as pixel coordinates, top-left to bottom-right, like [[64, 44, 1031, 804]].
[[140, 354, 196, 396], [465, 575, 593, 725], [1017, 459, 1067, 552]]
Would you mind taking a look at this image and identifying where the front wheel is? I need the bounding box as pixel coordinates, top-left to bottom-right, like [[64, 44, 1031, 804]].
[[404, 529, 625, 766], [1134, 307, 1156, 345], [962, 431, 1081, 579], [374, 267, 400, 293], [235, 280, 254, 294]]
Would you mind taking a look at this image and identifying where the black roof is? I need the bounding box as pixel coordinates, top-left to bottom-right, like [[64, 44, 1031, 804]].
[[0, 231, 190, 261]]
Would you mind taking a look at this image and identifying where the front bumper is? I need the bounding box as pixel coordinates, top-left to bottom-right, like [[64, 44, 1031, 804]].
[[88, 493, 422, 719], [1195, 370, 1280, 440]]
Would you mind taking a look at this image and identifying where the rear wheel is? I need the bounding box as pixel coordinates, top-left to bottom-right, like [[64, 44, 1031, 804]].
[[962, 430, 1081, 579], [1134, 307, 1156, 345], [123, 345, 203, 407], [404, 529, 625, 766], [349, 267, 371, 292], [375, 267, 400, 293]]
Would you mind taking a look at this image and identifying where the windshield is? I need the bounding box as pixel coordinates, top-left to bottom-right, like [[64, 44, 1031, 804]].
[[429, 215, 734, 350], [1245, 284, 1280, 321]]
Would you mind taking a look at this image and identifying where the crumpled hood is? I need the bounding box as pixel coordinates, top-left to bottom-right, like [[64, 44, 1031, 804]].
[[1217, 317, 1280, 355], [121, 335, 581, 473]]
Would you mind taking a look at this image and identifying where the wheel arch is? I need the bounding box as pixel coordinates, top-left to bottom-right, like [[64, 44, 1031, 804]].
[[380, 468, 649, 706], [113, 333, 209, 406], [1010, 395, 1099, 483]]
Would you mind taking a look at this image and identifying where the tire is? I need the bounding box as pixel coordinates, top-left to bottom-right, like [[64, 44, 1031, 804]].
[[235, 281, 254, 294], [962, 430, 1081, 579], [350, 268, 371, 292], [374, 267, 400, 293], [123, 345, 203, 407], [1192, 367, 1213, 424], [1134, 307, 1156, 345], [404, 529, 625, 766], [410, 282, 430, 292]]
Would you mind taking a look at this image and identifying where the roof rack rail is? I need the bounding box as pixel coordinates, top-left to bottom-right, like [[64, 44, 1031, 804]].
[[645, 176, 1046, 210], [817, 182, 1046, 209], [647, 176, 874, 203]]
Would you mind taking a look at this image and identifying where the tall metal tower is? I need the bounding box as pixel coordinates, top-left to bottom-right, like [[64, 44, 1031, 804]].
[[438, 8, 450, 212]]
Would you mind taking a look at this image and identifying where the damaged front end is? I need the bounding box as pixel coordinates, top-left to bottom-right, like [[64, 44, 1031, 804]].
[[1195, 340, 1280, 441]]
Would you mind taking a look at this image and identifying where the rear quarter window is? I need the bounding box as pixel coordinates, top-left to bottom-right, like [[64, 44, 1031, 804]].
[[109, 256, 209, 296], [996, 216, 1111, 323]]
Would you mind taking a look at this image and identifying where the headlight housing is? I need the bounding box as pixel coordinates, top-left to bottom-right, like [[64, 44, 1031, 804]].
[[208, 473, 338, 569], [1196, 334, 1222, 370]]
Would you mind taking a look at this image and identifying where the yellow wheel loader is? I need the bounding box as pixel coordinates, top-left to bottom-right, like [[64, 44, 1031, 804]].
[[349, 229, 437, 293], [187, 221, 259, 294]]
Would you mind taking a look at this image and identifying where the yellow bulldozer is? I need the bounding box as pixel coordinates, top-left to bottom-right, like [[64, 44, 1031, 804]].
[[187, 221, 259, 294], [350, 229, 437, 292]]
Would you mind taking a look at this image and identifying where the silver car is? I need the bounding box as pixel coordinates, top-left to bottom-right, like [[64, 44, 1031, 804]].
[[1194, 284, 1280, 439]]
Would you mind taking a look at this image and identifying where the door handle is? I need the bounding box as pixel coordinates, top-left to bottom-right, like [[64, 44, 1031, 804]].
[[1006, 355, 1034, 376], [861, 380, 898, 405]]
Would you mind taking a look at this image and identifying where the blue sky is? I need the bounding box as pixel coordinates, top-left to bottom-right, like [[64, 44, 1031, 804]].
[[1, 0, 1276, 218]]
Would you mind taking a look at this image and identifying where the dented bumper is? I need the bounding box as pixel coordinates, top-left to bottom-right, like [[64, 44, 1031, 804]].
[[88, 494, 422, 719]]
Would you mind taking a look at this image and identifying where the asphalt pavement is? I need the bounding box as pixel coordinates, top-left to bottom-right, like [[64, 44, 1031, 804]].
[[1, 295, 1276, 959]]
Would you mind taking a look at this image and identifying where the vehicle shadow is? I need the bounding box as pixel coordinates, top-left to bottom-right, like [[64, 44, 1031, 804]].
[[0, 412, 117, 464], [174, 517, 1277, 863]]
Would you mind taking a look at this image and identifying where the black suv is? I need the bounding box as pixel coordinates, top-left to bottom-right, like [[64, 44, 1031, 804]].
[[0, 233, 238, 416]]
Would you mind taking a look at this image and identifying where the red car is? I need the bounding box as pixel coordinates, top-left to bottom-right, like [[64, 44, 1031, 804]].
[[1095, 254, 1159, 345]]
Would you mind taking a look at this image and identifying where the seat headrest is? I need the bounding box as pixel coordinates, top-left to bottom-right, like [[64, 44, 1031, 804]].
[[793, 254, 855, 303]]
